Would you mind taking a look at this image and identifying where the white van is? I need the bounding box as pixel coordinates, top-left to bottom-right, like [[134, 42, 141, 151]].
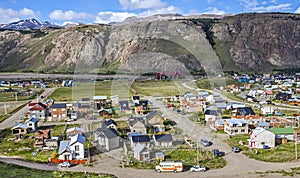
[[155, 161, 183, 173]]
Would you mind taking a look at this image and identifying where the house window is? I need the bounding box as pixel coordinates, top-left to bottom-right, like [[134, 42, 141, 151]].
[[53, 109, 57, 111], [75, 145, 79, 151], [241, 129, 245, 133], [28, 123, 32, 126], [75, 153, 80, 157]]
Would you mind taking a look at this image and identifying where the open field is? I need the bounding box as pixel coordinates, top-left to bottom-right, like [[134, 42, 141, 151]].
[[196, 77, 240, 90], [48, 80, 196, 101], [0, 162, 113, 178]]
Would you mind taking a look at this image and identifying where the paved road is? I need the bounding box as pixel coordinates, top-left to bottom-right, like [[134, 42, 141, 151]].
[[0, 88, 55, 130]]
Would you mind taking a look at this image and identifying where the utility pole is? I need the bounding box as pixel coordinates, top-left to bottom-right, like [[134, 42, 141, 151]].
[[196, 141, 199, 163], [4, 103, 7, 115]]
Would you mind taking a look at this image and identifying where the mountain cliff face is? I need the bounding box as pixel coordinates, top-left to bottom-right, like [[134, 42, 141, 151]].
[[0, 13, 299, 74]]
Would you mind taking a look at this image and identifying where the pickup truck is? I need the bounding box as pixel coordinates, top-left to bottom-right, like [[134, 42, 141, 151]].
[[190, 165, 206, 172], [212, 149, 225, 156]]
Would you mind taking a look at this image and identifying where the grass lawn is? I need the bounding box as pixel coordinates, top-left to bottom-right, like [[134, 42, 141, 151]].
[[0, 162, 114, 178], [196, 77, 241, 90], [48, 81, 135, 101], [226, 135, 300, 162], [131, 80, 195, 97]]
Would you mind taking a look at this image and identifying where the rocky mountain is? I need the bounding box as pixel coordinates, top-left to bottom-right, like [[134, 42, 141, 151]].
[[0, 13, 299, 74], [0, 19, 61, 30]]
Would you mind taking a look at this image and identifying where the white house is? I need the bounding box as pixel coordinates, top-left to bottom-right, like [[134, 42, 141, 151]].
[[153, 134, 173, 147], [248, 127, 275, 148], [261, 106, 274, 115], [133, 143, 150, 161], [224, 119, 248, 135], [26, 117, 38, 132], [58, 134, 85, 160]]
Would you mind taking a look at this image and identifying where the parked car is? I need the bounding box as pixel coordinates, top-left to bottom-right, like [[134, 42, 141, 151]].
[[179, 111, 186, 115], [232, 146, 241, 153], [190, 165, 206, 172], [263, 145, 270, 149], [58, 162, 71, 168], [65, 118, 74, 122], [200, 138, 212, 147], [212, 149, 225, 156]]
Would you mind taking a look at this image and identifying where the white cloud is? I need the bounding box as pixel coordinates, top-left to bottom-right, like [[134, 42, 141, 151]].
[[203, 7, 226, 15], [138, 5, 182, 17], [0, 7, 40, 24], [95, 12, 136, 24], [49, 10, 93, 21], [119, 0, 165, 10], [296, 7, 300, 14], [251, 3, 291, 12], [62, 21, 79, 26], [239, 0, 291, 12]]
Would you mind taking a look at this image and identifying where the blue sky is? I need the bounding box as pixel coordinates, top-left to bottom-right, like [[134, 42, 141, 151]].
[[0, 0, 299, 25]]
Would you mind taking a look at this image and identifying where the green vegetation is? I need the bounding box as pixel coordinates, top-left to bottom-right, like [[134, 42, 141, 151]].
[[196, 77, 240, 90], [226, 135, 300, 162], [48, 81, 134, 101], [255, 167, 300, 177], [0, 124, 80, 163], [0, 162, 114, 178]]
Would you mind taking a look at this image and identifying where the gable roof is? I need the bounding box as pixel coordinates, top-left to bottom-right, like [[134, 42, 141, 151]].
[[104, 119, 117, 127], [225, 119, 247, 126], [251, 127, 268, 136], [26, 117, 38, 123], [95, 128, 119, 139], [153, 134, 173, 142], [237, 107, 256, 116], [29, 102, 47, 111], [268, 127, 295, 135], [11, 123, 28, 130], [51, 103, 67, 109], [204, 109, 222, 116], [128, 116, 145, 126], [131, 135, 150, 143], [70, 134, 86, 145], [66, 127, 84, 133], [119, 100, 130, 110], [133, 143, 145, 153], [58, 140, 71, 154], [145, 111, 161, 120]]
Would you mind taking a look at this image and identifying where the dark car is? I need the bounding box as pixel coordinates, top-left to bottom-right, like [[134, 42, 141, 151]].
[[212, 149, 225, 156], [200, 138, 212, 147]]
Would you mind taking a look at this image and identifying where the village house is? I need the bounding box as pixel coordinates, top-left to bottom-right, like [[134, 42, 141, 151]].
[[145, 111, 165, 133], [153, 134, 173, 147], [248, 127, 275, 149], [128, 116, 147, 134], [204, 107, 222, 124], [58, 134, 86, 160], [28, 102, 48, 121], [50, 103, 67, 121], [103, 119, 117, 131], [198, 91, 209, 100], [25, 117, 38, 132], [133, 143, 150, 161], [232, 107, 259, 120], [224, 119, 248, 135], [11, 123, 28, 139], [34, 129, 51, 147], [119, 100, 131, 113], [94, 127, 120, 152]]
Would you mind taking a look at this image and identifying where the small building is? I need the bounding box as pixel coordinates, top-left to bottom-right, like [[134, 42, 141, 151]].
[[58, 134, 86, 160], [119, 100, 131, 113], [128, 116, 147, 134], [34, 129, 51, 147], [25, 117, 38, 132], [224, 119, 248, 135], [248, 127, 275, 149], [204, 109, 222, 123], [50, 103, 67, 121], [133, 143, 150, 161], [94, 128, 120, 152], [28, 102, 48, 121], [268, 127, 295, 144], [153, 134, 173, 147], [11, 123, 28, 138]]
